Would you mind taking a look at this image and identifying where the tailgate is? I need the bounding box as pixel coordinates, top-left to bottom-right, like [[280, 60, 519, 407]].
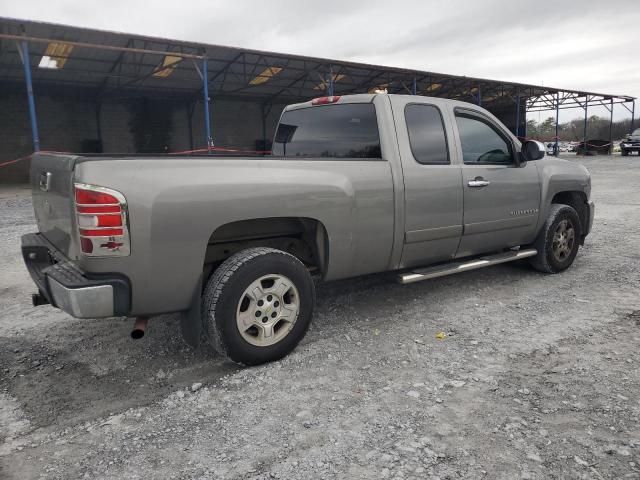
[[30, 153, 79, 258]]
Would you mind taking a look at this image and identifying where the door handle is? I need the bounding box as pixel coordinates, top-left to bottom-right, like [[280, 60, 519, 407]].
[[468, 177, 490, 188]]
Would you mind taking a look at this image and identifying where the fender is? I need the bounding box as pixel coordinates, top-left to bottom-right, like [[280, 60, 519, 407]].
[[534, 158, 591, 235]]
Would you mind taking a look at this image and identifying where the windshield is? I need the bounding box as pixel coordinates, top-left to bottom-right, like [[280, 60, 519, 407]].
[[632, 129, 640, 136]]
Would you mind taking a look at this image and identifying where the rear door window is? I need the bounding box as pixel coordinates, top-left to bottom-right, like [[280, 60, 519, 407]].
[[272, 103, 381, 158], [404, 104, 449, 164]]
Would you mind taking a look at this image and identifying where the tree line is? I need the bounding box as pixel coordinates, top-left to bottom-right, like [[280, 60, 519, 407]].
[[525, 116, 639, 142]]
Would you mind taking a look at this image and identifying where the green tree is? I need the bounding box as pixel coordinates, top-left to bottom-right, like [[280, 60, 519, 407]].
[[526, 116, 639, 142]]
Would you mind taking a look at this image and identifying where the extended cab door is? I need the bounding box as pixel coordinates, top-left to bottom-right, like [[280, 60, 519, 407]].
[[452, 107, 541, 257], [390, 97, 463, 269]]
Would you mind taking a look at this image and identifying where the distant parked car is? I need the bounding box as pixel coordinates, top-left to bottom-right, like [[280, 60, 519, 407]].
[[546, 142, 557, 155], [620, 128, 640, 156]]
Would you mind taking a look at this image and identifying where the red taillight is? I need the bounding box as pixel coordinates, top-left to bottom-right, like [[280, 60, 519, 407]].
[[80, 237, 94, 254], [96, 215, 122, 227], [75, 188, 120, 205], [311, 96, 341, 105], [74, 184, 129, 256], [77, 205, 121, 214], [79, 228, 124, 237]]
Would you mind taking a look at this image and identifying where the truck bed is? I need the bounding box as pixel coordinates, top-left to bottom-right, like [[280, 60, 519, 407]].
[[29, 151, 396, 315], [30, 152, 269, 258]]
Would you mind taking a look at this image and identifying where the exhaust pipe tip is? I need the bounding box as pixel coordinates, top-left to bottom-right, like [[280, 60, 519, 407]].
[[131, 329, 145, 340], [131, 317, 149, 340]]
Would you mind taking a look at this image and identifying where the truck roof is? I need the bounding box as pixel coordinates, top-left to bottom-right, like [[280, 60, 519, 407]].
[[284, 93, 482, 112]]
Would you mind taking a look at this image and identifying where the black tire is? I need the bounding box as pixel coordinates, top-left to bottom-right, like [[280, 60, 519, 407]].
[[202, 247, 315, 366], [621, 149, 628, 157], [529, 204, 582, 274]]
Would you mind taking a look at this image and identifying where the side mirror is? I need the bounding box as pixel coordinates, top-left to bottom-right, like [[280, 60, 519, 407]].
[[521, 140, 546, 161]]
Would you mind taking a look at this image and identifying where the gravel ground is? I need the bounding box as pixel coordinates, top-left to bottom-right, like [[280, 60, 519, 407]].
[[1, 155, 639, 480]]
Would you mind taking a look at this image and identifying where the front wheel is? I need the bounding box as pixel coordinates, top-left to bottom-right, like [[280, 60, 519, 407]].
[[202, 247, 315, 365], [529, 204, 582, 274]]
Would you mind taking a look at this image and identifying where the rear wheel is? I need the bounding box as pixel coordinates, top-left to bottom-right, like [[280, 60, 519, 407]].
[[202, 247, 315, 365], [529, 204, 581, 273]]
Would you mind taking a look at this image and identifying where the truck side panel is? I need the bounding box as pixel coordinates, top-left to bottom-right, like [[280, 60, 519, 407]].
[[73, 158, 395, 315]]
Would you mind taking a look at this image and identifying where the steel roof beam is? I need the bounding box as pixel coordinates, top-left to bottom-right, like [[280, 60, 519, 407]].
[[0, 33, 204, 59], [2, 24, 635, 111]]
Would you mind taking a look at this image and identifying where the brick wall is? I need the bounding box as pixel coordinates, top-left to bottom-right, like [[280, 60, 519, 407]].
[[0, 85, 36, 183], [189, 99, 286, 151]]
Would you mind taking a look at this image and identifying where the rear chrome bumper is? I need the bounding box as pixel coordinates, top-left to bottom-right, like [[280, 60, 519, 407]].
[[48, 278, 115, 318], [21, 233, 130, 318]]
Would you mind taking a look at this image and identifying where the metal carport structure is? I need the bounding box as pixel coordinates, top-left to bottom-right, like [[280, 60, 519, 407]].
[[0, 17, 636, 160]]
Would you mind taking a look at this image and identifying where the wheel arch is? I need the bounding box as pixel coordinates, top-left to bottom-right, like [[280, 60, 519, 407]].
[[181, 217, 328, 349], [204, 216, 329, 279]]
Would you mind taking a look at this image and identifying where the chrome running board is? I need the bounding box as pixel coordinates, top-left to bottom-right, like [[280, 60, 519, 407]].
[[397, 248, 537, 285]]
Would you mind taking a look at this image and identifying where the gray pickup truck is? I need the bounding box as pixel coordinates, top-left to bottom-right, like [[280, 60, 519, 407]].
[[22, 94, 594, 365]]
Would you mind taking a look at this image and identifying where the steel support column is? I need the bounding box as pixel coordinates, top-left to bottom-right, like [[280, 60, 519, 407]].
[[20, 41, 40, 151], [554, 92, 559, 156], [515, 92, 521, 137], [187, 102, 194, 151], [202, 56, 212, 149], [412, 77, 417, 95], [327, 68, 334, 97], [583, 96, 588, 154], [609, 98, 614, 155], [631, 100, 636, 133]]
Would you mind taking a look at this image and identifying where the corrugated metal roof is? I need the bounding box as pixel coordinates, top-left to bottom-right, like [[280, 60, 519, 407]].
[[0, 16, 634, 110]]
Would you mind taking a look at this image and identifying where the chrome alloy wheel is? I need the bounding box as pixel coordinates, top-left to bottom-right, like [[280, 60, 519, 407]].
[[236, 274, 300, 347], [552, 219, 575, 262]]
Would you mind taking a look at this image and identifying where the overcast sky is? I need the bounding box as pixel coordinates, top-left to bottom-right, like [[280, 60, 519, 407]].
[[3, 0, 639, 121]]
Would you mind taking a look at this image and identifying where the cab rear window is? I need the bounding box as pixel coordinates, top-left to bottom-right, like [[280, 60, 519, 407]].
[[404, 104, 449, 164], [272, 103, 381, 159]]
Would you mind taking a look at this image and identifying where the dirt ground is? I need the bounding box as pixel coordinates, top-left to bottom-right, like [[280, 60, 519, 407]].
[[1, 155, 639, 480]]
